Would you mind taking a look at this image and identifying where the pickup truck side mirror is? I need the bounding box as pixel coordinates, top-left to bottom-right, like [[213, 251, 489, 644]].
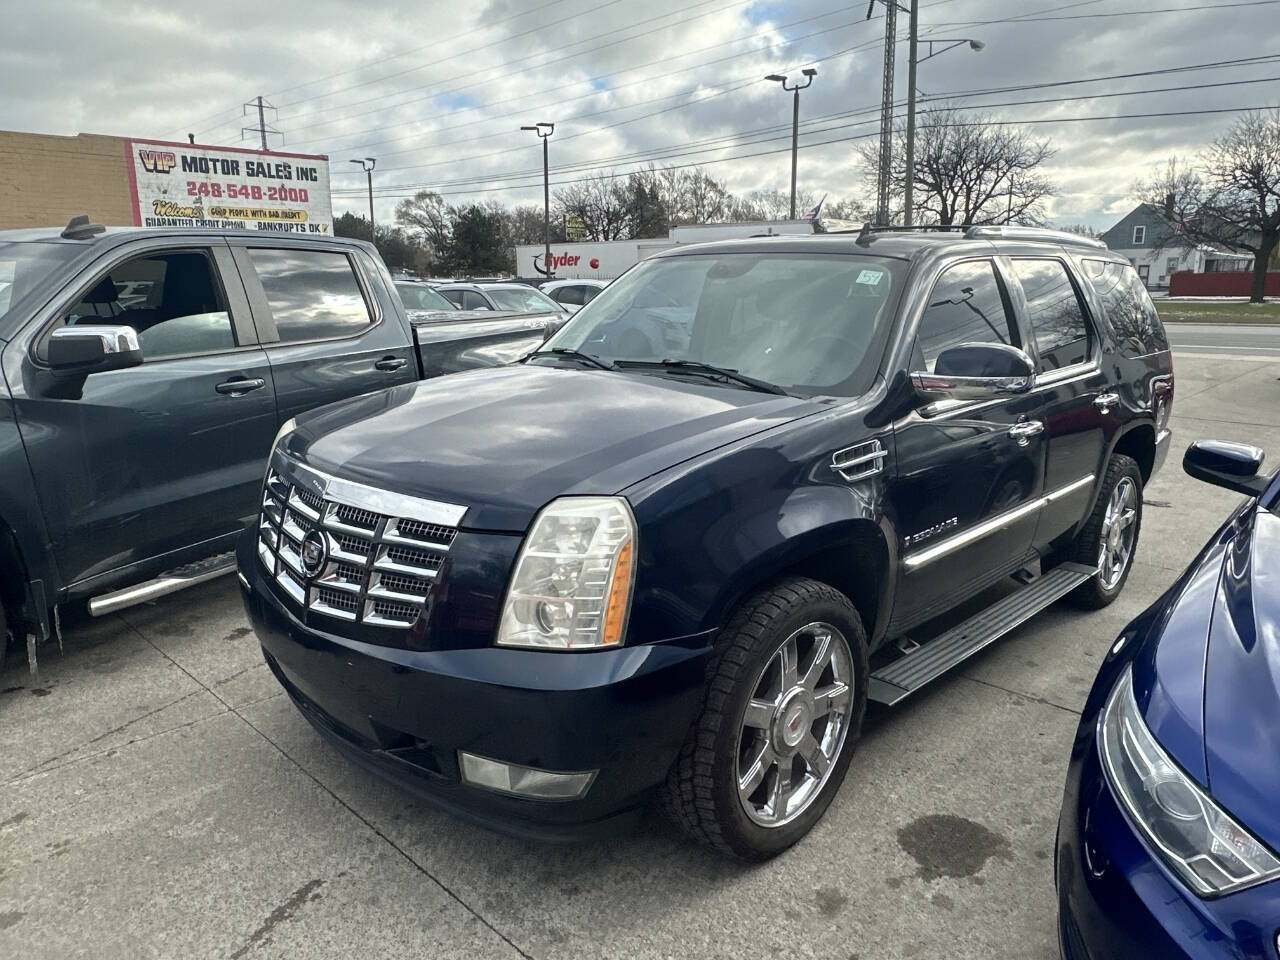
[[1183, 439, 1271, 496], [911, 342, 1034, 402], [48, 325, 144, 379]]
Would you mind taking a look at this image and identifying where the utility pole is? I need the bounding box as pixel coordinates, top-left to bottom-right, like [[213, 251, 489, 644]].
[[241, 96, 281, 149], [521, 123, 555, 277], [765, 69, 817, 220], [349, 158, 377, 235], [904, 0, 920, 227], [870, 0, 898, 225]]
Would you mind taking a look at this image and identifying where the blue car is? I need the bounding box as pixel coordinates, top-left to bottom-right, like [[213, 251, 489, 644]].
[[1057, 439, 1280, 958]]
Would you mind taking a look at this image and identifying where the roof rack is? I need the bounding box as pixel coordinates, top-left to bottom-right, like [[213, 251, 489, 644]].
[[60, 215, 106, 240], [962, 225, 1106, 249]]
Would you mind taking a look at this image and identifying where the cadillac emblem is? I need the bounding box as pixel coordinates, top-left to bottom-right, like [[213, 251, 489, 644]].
[[300, 529, 329, 579]]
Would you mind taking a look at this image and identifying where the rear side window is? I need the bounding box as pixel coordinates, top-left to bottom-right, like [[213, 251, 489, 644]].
[[917, 259, 1018, 371], [248, 249, 373, 343], [1009, 258, 1090, 372], [460, 290, 491, 311], [1083, 259, 1170, 354]]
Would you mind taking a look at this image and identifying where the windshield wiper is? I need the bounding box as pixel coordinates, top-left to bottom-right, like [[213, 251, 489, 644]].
[[528, 347, 616, 370], [623, 359, 788, 395]]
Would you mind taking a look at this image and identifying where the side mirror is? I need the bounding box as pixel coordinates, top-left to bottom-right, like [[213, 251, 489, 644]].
[[911, 342, 1034, 402], [48, 325, 144, 378], [1183, 439, 1271, 496]]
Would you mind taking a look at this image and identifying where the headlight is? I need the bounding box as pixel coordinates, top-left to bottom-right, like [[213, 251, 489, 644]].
[[1098, 666, 1280, 896], [271, 416, 297, 452], [496, 496, 636, 650]]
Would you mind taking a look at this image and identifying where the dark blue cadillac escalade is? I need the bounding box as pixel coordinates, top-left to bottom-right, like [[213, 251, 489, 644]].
[[239, 225, 1174, 859]]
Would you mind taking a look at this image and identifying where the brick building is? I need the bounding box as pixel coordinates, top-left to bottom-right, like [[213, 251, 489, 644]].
[[0, 129, 135, 229]]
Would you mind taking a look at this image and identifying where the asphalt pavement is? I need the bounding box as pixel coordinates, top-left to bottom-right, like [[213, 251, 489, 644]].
[[1164, 321, 1280, 359], [3, 350, 1279, 960]]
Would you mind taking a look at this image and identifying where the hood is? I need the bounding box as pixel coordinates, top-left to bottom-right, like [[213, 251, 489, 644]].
[[1198, 506, 1280, 853], [285, 364, 824, 531]]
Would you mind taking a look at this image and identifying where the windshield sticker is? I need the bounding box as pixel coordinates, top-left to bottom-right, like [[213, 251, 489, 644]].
[[856, 269, 884, 286]]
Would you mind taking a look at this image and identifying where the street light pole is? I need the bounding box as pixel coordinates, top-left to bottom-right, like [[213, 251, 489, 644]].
[[904, 0, 920, 227], [521, 122, 555, 276], [765, 69, 817, 220], [904, 34, 984, 227], [349, 157, 377, 236]]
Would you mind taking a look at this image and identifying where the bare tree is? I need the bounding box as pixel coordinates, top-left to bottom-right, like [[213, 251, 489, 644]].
[[553, 171, 633, 241], [394, 190, 451, 266], [1137, 112, 1280, 303], [859, 106, 1055, 226], [728, 188, 820, 222]]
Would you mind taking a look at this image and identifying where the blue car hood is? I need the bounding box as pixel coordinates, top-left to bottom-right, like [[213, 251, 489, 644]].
[[1200, 506, 1280, 854], [283, 364, 824, 532]]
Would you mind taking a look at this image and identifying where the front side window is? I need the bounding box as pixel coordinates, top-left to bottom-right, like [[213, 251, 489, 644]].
[[53, 250, 234, 361], [1009, 258, 1090, 372], [542, 252, 903, 396], [582, 285, 601, 304], [248, 248, 373, 343], [488, 286, 561, 313], [460, 290, 491, 311], [916, 259, 1017, 372], [552, 285, 584, 306]]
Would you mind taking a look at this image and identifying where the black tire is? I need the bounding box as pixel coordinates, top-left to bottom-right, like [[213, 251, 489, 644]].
[[0, 601, 8, 670], [660, 577, 870, 860], [1063, 453, 1143, 609]]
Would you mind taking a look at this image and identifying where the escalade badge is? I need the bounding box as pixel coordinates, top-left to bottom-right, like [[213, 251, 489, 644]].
[[301, 530, 329, 579]]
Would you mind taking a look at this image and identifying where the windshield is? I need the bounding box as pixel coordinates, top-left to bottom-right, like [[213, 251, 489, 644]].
[[0, 242, 78, 328], [488, 285, 561, 313], [540, 252, 903, 396], [396, 282, 455, 312]]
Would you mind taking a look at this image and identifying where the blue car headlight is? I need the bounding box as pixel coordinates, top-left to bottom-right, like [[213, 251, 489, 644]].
[[1098, 665, 1280, 896]]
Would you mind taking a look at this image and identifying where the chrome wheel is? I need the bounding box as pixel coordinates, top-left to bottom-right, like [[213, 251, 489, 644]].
[[1098, 476, 1138, 590], [736, 622, 855, 828]]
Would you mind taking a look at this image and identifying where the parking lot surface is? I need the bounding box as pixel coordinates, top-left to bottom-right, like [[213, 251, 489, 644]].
[[3, 350, 1277, 960]]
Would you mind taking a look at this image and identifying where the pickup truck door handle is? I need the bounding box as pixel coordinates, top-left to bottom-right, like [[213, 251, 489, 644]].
[[215, 377, 266, 396], [1008, 420, 1045, 446], [375, 356, 409, 372], [1094, 392, 1120, 413]]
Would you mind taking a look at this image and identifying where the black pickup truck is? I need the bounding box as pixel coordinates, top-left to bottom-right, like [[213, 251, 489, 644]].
[[0, 220, 555, 667], [240, 225, 1174, 858]]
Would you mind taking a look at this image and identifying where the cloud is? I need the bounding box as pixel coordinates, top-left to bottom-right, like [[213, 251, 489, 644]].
[[1, 0, 1277, 230]]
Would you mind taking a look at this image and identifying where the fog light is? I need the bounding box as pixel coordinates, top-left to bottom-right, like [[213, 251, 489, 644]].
[[458, 752, 596, 800]]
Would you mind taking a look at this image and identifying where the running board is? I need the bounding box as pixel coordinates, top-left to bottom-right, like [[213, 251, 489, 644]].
[[88, 552, 238, 617], [868, 562, 1096, 706]]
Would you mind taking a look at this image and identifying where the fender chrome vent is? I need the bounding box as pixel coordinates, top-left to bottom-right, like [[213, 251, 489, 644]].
[[831, 438, 887, 482]]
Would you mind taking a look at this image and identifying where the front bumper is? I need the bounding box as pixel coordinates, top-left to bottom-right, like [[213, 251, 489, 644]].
[[238, 533, 713, 842], [1056, 735, 1280, 959]]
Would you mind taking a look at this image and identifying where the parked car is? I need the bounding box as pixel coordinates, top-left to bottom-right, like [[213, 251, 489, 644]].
[[393, 280, 457, 314], [1056, 439, 1280, 959], [240, 226, 1173, 858], [540, 278, 608, 313], [434, 281, 567, 319], [0, 219, 556, 667]]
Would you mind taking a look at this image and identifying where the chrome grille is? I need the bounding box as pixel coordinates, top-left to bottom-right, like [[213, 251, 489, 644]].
[[258, 459, 466, 629]]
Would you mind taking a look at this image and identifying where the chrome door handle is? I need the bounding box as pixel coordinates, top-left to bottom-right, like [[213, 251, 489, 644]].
[[215, 377, 266, 396], [375, 356, 409, 372], [1008, 420, 1045, 446], [1094, 392, 1120, 413]]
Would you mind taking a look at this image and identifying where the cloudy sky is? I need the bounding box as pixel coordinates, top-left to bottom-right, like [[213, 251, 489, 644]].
[[2, 0, 1278, 230]]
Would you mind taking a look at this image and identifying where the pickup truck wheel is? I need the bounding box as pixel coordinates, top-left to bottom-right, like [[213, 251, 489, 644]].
[[661, 578, 869, 860], [1063, 453, 1143, 609]]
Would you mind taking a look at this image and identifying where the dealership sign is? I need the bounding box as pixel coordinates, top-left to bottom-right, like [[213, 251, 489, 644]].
[[125, 139, 333, 234]]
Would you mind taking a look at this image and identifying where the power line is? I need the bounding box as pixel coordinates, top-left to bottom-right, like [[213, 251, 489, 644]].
[[332, 58, 1280, 183], [334, 103, 1278, 199], [931, 0, 1280, 25], [334, 104, 1278, 202], [173, 0, 576, 136]]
